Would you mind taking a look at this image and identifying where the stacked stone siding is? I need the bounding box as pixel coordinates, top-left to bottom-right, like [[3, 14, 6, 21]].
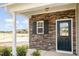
[[29, 9, 76, 54]]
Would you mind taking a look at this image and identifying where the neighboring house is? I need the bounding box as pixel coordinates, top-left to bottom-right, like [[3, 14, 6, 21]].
[[1, 3, 79, 55]]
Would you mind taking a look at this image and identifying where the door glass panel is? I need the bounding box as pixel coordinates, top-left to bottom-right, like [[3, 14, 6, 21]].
[[60, 22, 69, 36]]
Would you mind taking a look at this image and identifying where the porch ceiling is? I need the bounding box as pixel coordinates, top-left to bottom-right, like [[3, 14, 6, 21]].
[[7, 3, 52, 12], [7, 3, 76, 16], [15, 3, 68, 13]]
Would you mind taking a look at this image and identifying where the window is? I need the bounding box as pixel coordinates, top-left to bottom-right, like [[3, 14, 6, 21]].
[[32, 20, 49, 34], [37, 21, 44, 34]]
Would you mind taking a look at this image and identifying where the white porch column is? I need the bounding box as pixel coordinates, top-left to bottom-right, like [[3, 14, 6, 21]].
[[12, 12, 17, 56]]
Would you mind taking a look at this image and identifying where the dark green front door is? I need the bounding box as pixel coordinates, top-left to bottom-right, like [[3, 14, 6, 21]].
[[57, 20, 72, 52]]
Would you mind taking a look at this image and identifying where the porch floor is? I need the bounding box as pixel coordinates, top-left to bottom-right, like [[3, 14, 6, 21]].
[[27, 49, 76, 56]]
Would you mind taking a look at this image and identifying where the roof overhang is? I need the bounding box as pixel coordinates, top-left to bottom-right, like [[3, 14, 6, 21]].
[[4, 3, 76, 16], [0, 3, 14, 8]]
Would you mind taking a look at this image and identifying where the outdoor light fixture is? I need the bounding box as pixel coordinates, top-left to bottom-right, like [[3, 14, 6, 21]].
[[45, 7, 49, 11]]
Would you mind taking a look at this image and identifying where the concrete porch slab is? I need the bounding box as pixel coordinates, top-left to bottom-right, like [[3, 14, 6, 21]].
[[27, 49, 76, 56]]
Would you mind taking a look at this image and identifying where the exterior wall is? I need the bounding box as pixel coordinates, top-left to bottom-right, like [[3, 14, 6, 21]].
[[29, 9, 76, 54]]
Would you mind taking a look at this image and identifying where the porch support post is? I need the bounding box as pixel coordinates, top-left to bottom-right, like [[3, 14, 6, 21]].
[[76, 3, 79, 55], [12, 12, 17, 56]]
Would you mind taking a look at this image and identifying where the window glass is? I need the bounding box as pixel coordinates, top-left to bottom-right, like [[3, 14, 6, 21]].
[[37, 21, 44, 34], [38, 28, 43, 33], [37, 22, 43, 27]]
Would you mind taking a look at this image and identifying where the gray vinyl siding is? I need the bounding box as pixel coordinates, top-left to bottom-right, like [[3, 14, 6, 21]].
[[76, 4, 79, 55]]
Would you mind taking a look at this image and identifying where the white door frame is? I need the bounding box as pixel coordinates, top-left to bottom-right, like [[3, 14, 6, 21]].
[[56, 18, 73, 54]]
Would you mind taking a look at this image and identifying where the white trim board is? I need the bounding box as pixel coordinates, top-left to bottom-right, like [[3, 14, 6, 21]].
[[56, 18, 73, 54]]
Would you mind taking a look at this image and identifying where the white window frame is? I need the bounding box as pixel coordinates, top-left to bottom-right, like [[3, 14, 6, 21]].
[[37, 21, 44, 34]]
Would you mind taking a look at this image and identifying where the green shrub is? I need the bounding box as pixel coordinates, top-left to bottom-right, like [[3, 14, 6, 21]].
[[0, 45, 28, 56], [17, 45, 28, 56], [32, 49, 41, 56], [0, 48, 3, 55], [1, 47, 11, 56]]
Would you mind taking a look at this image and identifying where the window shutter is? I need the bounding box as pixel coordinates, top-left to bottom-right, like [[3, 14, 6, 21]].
[[44, 20, 49, 34], [32, 22, 36, 34]]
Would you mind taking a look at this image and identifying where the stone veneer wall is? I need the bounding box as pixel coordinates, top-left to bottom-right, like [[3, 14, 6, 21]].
[[29, 9, 76, 54]]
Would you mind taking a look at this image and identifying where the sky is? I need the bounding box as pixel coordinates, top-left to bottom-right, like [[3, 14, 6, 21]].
[[0, 7, 29, 31]]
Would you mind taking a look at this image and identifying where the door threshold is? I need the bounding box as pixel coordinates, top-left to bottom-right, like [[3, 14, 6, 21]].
[[56, 50, 73, 54]]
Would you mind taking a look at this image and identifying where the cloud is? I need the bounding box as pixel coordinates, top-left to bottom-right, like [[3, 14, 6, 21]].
[[2, 18, 29, 30], [16, 24, 24, 29], [16, 21, 19, 24], [5, 18, 13, 23], [5, 18, 19, 24], [22, 20, 27, 23]]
